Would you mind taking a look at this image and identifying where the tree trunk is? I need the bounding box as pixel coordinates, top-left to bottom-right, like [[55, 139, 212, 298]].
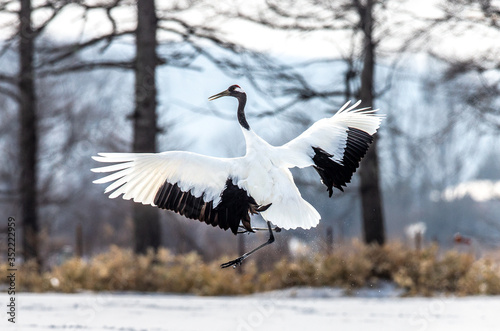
[[133, 0, 161, 254], [19, 0, 40, 265], [357, 0, 385, 245]]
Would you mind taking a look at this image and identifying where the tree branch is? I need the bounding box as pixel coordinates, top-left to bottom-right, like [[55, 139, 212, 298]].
[[0, 85, 20, 102], [38, 60, 134, 76], [0, 73, 15, 85], [37, 30, 135, 68]]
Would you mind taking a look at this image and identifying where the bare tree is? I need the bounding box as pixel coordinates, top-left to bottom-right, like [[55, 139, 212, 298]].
[[0, 0, 70, 266], [132, 0, 161, 253], [0, 0, 145, 262], [354, 0, 385, 244], [18, 0, 40, 264]]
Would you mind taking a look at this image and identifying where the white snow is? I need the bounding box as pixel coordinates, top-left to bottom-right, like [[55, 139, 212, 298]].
[[430, 180, 500, 202], [1, 290, 499, 331], [405, 222, 427, 239]]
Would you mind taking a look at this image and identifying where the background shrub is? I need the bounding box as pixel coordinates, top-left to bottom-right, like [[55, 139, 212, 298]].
[[1, 242, 498, 296]]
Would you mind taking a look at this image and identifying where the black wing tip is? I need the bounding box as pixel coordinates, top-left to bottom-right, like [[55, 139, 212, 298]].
[[313, 127, 374, 196]]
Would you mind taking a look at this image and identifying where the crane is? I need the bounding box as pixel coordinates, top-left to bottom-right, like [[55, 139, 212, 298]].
[[91, 85, 383, 268]]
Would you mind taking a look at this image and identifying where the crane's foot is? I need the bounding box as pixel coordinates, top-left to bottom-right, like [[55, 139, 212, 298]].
[[220, 256, 247, 269]]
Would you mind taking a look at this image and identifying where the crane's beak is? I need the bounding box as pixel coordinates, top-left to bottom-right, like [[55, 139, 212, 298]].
[[208, 89, 230, 101]]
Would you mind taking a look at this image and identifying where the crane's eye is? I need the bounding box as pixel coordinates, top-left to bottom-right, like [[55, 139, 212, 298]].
[[231, 85, 244, 93]]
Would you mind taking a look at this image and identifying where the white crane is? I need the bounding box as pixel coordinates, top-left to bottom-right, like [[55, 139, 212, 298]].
[[92, 85, 383, 268]]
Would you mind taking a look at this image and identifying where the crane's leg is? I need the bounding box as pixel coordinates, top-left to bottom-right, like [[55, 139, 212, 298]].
[[237, 225, 281, 234], [221, 221, 276, 269]]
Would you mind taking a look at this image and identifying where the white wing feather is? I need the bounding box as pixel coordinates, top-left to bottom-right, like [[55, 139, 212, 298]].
[[91, 152, 237, 207], [278, 100, 383, 168]]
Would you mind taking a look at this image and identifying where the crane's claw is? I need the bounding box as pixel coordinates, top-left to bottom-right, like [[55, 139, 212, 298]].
[[220, 256, 245, 269]]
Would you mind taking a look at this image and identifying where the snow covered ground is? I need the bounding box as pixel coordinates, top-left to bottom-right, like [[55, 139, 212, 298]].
[[1, 288, 499, 331]]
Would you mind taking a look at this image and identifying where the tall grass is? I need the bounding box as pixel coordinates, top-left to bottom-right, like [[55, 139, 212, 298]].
[[2, 241, 499, 296]]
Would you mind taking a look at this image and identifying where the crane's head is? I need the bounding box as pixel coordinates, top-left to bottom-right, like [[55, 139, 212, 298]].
[[208, 85, 245, 101]]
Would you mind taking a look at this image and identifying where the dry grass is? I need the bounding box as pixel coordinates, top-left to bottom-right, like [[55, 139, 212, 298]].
[[2, 241, 499, 296]]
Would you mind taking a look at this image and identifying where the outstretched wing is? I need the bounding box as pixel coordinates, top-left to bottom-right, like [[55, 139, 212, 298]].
[[278, 101, 383, 196], [91, 152, 260, 234]]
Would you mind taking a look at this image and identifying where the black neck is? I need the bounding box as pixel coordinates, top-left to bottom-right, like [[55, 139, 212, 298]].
[[237, 94, 250, 130]]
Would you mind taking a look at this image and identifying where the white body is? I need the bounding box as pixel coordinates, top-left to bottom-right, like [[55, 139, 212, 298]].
[[92, 101, 383, 230]]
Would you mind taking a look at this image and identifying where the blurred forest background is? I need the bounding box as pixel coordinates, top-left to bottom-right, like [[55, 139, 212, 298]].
[[0, 0, 499, 274]]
